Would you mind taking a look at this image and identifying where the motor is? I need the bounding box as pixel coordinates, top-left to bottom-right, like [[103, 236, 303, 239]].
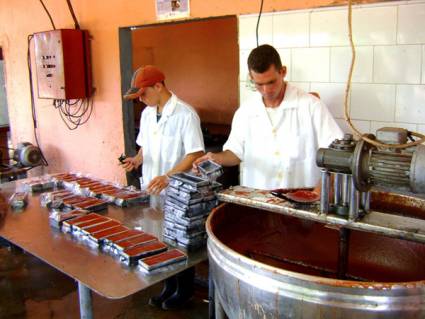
[[13, 142, 43, 167], [316, 127, 425, 219]]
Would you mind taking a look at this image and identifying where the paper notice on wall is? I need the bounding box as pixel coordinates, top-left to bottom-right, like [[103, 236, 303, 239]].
[[156, 0, 190, 21]]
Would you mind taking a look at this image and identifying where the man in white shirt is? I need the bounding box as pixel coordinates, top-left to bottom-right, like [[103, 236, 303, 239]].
[[122, 65, 204, 195], [194, 44, 343, 190], [122, 65, 204, 309]]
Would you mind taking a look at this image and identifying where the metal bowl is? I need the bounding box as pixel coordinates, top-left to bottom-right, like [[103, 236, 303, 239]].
[[207, 201, 425, 319]]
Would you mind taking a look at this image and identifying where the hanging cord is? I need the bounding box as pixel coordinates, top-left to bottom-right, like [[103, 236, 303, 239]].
[[26, 35, 49, 166], [66, 0, 81, 29], [39, 0, 56, 30], [344, 0, 425, 149], [256, 0, 264, 47], [53, 92, 95, 130]]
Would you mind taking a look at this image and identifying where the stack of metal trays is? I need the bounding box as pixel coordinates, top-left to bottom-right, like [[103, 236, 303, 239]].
[[163, 172, 222, 251], [197, 159, 224, 182]]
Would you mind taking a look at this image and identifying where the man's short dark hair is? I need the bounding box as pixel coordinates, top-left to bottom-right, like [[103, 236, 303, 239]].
[[247, 44, 283, 73]]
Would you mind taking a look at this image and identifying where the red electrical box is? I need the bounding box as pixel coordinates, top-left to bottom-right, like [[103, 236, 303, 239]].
[[33, 29, 92, 100]]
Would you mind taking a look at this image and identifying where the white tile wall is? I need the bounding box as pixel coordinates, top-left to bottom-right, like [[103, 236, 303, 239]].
[[310, 82, 347, 118], [292, 48, 330, 82], [417, 124, 425, 134], [238, 1, 425, 133], [277, 49, 292, 81], [398, 3, 425, 44], [239, 50, 251, 82], [422, 45, 425, 84], [273, 12, 309, 48], [336, 119, 371, 135], [352, 6, 397, 45], [290, 82, 310, 93], [330, 46, 373, 82], [239, 14, 273, 50], [350, 83, 396, 121], [310, 9, 348, 47], [373, 45, 422, 84], [239, 81, 256, 105], [395, 85, 425, 123]]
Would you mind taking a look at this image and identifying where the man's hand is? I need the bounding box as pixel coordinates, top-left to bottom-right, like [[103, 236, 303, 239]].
[[147, 175, 169, 195], [120, 154, 143, 172], [192, 150, 241, 175], [192, 152, 220, 175]]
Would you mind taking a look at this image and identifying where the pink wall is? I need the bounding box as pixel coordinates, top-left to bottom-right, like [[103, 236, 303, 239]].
[[0, 0, 391, 184], [132, 17, 238, 125]]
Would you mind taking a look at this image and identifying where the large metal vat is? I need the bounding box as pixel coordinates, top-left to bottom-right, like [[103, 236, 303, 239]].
[[206, 198, 425, 319]]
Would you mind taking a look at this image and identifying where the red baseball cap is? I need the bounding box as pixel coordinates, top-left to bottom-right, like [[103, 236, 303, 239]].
[[123, 65, 166, 100]]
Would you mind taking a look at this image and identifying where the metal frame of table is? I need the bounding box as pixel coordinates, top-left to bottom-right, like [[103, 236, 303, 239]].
[[0, 180, 207, 318]]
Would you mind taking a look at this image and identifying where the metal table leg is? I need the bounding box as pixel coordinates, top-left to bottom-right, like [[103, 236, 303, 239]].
[[208, 271, 215, 319], [78, 281, 93, 319], [214, 289, 226, 319]]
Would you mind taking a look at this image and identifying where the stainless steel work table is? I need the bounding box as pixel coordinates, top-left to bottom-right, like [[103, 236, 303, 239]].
[[0, 180, 207, 318]]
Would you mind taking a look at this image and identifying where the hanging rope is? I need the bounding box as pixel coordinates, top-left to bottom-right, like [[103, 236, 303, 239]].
[[344, 0, 425, 149]]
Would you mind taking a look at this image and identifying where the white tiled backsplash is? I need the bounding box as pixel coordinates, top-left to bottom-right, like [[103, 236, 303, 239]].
[[239, 0, 425, 135]]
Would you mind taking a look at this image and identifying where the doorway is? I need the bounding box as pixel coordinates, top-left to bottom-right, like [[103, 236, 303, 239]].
[[119, 16, 239, 187], [0, 48, 11, 165]]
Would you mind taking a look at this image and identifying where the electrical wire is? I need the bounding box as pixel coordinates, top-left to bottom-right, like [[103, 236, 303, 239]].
[[53, 92, 95, 130], [66, 0, 81, 29], [256, 0, 264, 47], [344, 0, 425, 149], [39, 0, 56, 30], [27, 35, 49, 166]]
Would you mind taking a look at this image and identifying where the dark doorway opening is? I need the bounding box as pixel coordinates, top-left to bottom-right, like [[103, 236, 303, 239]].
[[0, 48, 11, 166], [119, 16, 239, 187]]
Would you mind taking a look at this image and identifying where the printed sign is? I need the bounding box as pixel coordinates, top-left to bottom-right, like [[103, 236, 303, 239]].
[[156, 0, 190, 20]]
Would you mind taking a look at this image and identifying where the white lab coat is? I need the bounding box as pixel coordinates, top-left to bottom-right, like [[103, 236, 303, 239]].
[[136, 94, 204, 189], [223, 83, 343, 190]]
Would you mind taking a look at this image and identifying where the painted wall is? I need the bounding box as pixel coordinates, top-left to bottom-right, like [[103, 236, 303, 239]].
[[132, 16, 238, 125], [0, 0, 394, 184], [239, 0, 425, 136]]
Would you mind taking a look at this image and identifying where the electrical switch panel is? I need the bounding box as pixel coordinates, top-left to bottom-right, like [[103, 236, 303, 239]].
[[33, 29, 92, 100]]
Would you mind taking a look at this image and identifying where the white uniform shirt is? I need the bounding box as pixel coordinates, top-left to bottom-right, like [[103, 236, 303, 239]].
[[223, 83, 343, 190], [136, 93, 204, 189]]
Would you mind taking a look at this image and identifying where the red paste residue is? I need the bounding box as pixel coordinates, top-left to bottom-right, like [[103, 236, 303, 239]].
[[286, 190, 320, 203]]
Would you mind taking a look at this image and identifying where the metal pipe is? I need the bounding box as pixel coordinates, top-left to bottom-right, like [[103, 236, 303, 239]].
[[342, 174, 350, 206], [361, 191, 371, 213], [349, 177, 359, 221], [334, 173, 342, 205], [78, 281, 93, 319], [320, 169, 330, 214], [209, 270, 215, 319]]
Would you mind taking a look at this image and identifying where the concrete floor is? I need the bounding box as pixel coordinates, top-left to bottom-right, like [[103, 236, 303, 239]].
[[0, 245, 209, 319]]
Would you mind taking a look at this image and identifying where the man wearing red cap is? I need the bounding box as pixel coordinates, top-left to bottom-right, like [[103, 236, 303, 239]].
[[122, 65, 204, 310], [122, 65, 204, 195]]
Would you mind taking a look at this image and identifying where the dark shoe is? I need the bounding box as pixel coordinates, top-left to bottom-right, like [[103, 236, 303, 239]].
[[148, 276, 177, 308], [161, 267, 195, 310], [161, 289, 193, 310]]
